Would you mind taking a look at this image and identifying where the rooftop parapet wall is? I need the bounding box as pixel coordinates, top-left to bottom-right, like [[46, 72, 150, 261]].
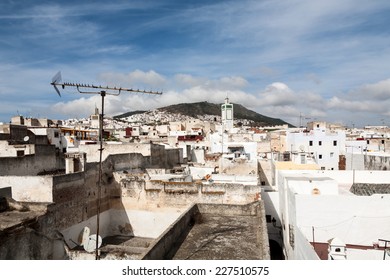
[[0, 176, 53, 202], [0, 144, 63, 176], [364, 154, 390, 170], [118, 174, 262, 207], [79, 143, 182, 169], [141, 201, 270, 260], [78, 143, 153, 162]]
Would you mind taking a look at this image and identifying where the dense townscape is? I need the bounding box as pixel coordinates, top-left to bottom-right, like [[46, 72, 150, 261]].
[[1, 99, 389, 260]]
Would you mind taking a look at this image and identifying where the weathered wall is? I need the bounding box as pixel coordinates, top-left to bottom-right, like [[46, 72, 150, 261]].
[[116, 172, 262, 208], [364, 154, 390, 170], [258, 159, 272, 186], [59, 211, 112, 249], [0, 142, 35, 157], [79, 143, 182, 169], [0, 176, 53, 202], [78, 143, 152, 162], [110, 208, 184, 239], [221, 158, 258, 175], [0, 144, 63, 176], [141, 204, 201, 260], [0, 229, 67, 260], [0, 201, 68, 260], [142, 201, 269, 260]]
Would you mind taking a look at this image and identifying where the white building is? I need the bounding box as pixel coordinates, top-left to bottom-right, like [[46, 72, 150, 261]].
[[277, 169, 390, 260], [286, 121, 346, 170]]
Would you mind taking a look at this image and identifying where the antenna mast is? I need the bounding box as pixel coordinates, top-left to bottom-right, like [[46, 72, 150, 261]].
[[51, 71, 162, 260]]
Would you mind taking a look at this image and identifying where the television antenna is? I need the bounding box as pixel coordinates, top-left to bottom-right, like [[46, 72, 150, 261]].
[[50, 71, 162, 260]]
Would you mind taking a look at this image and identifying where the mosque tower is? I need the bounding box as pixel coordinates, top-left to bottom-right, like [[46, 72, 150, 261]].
[[221, 97, 233, 130]]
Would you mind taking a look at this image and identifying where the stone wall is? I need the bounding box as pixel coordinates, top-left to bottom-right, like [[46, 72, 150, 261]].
[[78, 143, 182, 170], [0, 228, 67, 260], [116, 173, 262, 208], [141, 201, 269, 260], [0, 176, 53, 202], [364, 154, 390, 171], [0, 144, 63, 176]]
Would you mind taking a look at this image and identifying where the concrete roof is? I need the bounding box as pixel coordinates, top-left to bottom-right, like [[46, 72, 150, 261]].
[[0, 198, 47, 233], [172, 213, 267, 260]]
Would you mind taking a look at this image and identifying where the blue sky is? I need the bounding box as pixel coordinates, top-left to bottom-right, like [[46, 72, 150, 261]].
[[1, 0, 390, 127]]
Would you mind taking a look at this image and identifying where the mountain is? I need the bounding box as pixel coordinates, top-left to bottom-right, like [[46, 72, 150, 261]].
[[114, 110, 147, 119], [114, 101, 292, 127]]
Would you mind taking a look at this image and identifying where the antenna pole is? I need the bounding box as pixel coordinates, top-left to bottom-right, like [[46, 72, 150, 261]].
[[50, 73, 162, 260], [95, 90, 105, 260]]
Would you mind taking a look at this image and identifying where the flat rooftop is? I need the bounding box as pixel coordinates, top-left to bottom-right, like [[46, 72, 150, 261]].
[[142, 202, 270, 260], [173, 213, 265, 260], [0, 198, 47, 233]]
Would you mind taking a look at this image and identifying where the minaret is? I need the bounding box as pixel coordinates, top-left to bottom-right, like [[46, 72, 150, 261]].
[[221, 97, 233, 131]]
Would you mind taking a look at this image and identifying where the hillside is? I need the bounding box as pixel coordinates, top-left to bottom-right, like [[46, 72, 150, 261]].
[[114, 110, 147, 119], [114, 101, 292, 127]]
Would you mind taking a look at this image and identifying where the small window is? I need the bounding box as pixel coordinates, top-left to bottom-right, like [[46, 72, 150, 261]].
[[309, 140, 313, 146], [319, 154, 323, 159], [316, 124, 320, 128], [266, 215, 272, 223], [318, 141, 322, 146], [54, 131, 59, 138], [367, 140, 370, 144], [330, 152, 334, 157], [333, 140, 337, 146], [335, 248, 341, 252], [321, 166, 325, 170], [17, 150, 24, 157], [382, 140, 385, 144]]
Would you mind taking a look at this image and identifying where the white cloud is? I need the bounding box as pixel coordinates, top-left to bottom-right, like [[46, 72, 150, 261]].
[[352, 79, 390, 100], [98, 70, 167, 89], [258, 82, 296, 106], [174, 74, 206, 88], [51, 72, 255, 118], [327, 96, 388, 112]]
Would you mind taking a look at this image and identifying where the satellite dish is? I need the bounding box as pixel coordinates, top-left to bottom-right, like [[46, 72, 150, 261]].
[[23, 136, 29, 142], [78, 226, 90, 246], [299, 145, 305, 152], [83, 234, 102, 253]]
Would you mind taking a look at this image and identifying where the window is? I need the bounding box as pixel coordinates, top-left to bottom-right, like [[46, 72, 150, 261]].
[[330, 152, 334, 157], [266, 215, 272, 223], [17, 150, 24, 157], [333, 140, 337, 146], [316, 124, 319, 128], [382, 140, 385, 144], [54, 131, 59, 138], [309, 140, 313, 146], [319, 154, 322, 159], [367, 140, 370, 144], [318, 141, 322, 146]]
